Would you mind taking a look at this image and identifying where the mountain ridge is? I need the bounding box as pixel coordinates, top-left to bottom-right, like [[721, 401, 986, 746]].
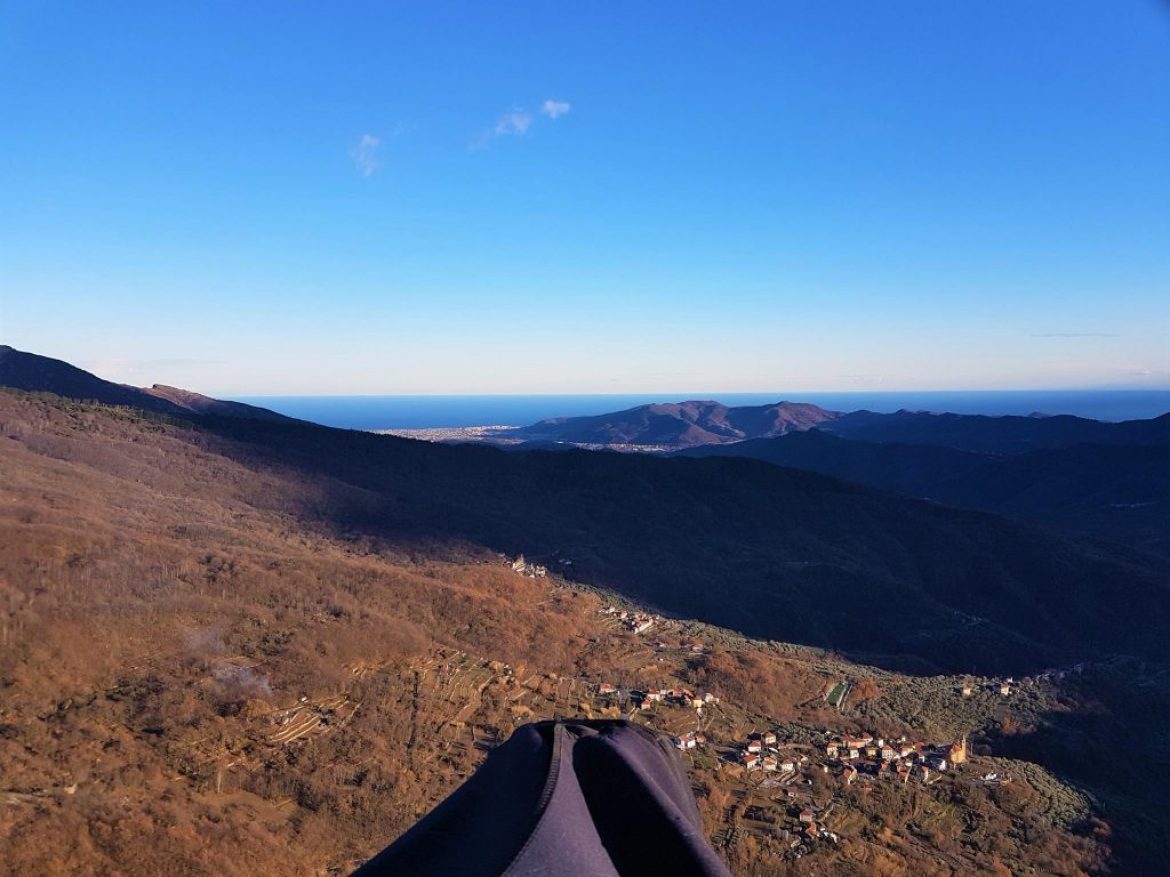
[[501, 394, 1170, 452], [504, 399, 838, 446], [676, 430, 1170, 555], [828, 407, 1170, 453], [0, 344, 295, 423]]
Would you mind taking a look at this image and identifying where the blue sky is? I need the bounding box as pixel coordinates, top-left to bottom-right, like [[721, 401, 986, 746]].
[[2, 1, 1168, 394]]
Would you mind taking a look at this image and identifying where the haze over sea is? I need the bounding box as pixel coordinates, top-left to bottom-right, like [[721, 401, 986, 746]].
[[235, 390, 1170, 431]]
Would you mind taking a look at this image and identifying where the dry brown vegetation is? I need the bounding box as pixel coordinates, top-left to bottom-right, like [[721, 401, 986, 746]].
[[0, 393, 1116, 874]]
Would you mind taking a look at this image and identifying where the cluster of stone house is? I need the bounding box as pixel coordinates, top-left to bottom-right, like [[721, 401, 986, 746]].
[[960, 664, 1085, 699], [738, 731, 806, 773], [823, 733, 967, 785], [630, 686, 720, 711], [959, 679, 1015, 697], [674, 730, 708, 750], [509, 555, 547, 578], [598, 605, 659, 634], [792, 807, 840, 847], [977, 771, 1011, 785], [650, 640, 708, 654], [591, 681, 720, 713]]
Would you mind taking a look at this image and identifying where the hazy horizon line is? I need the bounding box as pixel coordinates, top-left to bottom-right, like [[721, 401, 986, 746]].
[[234, 387, 1170, 400]]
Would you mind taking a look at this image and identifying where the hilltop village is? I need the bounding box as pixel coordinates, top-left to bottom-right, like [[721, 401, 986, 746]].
[[527, 580, 1053, 864], [587, 667, 1019, 860], [75, 548, 1087, 872]]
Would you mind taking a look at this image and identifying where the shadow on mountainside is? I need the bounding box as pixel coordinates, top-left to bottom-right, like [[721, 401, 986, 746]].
[[982, 658, 1170, 875], [189, 413, 1170, 679]]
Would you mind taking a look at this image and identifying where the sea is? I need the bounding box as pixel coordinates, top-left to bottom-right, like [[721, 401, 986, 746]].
[[233, 390, 1170, 431]]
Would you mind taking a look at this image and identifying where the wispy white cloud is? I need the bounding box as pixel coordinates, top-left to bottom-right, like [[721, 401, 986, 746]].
[[541, 99, 571, 119], [350, 134, 382, 176], [495, 110, 534, 137], [472, 100, 569, 149]]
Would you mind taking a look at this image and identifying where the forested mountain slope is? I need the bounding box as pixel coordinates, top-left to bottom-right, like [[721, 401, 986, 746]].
[[677, 430, 1170, 555]]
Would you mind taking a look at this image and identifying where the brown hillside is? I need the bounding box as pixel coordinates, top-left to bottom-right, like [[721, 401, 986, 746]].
[[0, 391, 1116, 876]]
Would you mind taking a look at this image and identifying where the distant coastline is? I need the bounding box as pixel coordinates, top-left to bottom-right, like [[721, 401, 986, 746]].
[[233, 389, 1170, 431]]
